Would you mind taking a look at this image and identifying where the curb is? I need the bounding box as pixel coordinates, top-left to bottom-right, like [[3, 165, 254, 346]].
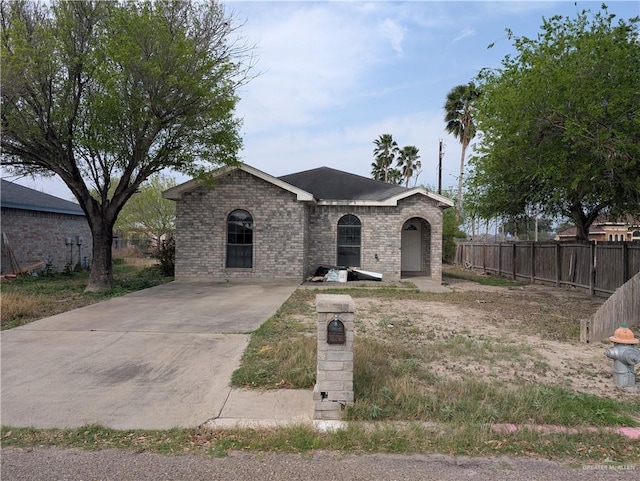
[[492, 423, 640, 440]]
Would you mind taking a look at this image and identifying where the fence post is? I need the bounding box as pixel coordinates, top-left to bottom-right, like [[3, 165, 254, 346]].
[[589, 242, 595, 296], [498, 243, 503, 277], [555, 243, 561, 288], [512, 243, 517, 280], [483, 243, 486, 272], [622, 242, 629, 284], [530, 242, 535, 283], [471, 243, 476, 269]]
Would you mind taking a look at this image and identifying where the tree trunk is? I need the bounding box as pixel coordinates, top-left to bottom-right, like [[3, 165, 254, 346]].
[[574, 221, 590, 241], [86, 217, 115, 292], [569, 206, 595, 242], [456, 143, 466, 223]]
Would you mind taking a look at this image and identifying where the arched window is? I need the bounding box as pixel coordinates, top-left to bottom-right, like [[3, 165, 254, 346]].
[[337, 214, 361, 267], [633, 230, 640, 239], [227, 209, 253, 268], [609, 234, 613, 241], [615, 234, 619, 241]]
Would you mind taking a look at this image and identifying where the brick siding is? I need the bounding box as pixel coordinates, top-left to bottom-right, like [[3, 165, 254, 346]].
[[175, 169, 307, 281], [174, 171, 445, 282], [1, 208, 93, 274], [306, 195, 443, 281]]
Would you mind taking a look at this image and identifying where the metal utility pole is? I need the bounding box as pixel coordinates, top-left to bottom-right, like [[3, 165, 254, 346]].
[[438, 139, 443, 195]]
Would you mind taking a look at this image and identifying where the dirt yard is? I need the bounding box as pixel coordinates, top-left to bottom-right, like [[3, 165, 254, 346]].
[[351, 278, 638, 403]]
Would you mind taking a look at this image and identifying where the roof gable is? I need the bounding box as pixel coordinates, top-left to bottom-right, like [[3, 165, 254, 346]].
[[163, 164, 314, 201], [1, 179, 85, 216], [163, 163, 453, 208]]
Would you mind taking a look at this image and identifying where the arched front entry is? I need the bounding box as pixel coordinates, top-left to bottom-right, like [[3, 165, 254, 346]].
[[401, 217, 431, 275]]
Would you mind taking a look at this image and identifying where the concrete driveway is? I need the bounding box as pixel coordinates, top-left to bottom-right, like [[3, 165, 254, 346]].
[[0, 280, 299, 429]]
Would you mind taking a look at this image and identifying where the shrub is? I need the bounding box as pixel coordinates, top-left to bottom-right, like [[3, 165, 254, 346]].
[[155, 235, 175, 277]]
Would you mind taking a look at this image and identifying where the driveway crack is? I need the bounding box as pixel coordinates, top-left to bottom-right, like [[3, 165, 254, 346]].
[[214, 387, 234, 420]]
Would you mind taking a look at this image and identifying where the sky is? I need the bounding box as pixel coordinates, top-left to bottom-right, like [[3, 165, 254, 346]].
[[4, 0, 640, 201]]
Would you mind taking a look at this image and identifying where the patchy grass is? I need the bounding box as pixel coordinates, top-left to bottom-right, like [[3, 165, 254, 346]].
[[0, 292, 49, 328], [231, 290, 317, 389], [347, 336, 638, 426], [1, 264, 172, 330], [231, 286, 638, 430], [443, 264, 528, 287], [2, 423, 639, 462]]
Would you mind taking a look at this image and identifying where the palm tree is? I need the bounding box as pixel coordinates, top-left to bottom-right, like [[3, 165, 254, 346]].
[[387, 168, 403, 185], [372, 134, 399, 183], [444, 82, 480, 221], [397, 145, 421, 187], [371, 158, 385, 182]]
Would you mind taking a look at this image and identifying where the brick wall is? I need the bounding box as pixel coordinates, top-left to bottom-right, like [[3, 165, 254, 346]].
[[174, 169, 307, 281], [306, 194, 444, 281], [174, 171, 446, 282], [1, 208, 93, 274]]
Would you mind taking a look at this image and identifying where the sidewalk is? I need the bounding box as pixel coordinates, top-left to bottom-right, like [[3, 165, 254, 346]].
[[207, 389, 313, 429], [407, 276, 452, 293]]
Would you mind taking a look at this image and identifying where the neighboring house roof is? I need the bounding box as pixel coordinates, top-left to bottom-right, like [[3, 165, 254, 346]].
[[556, 226, 599, 238], [164, 163, 454, 208], [0, 179, 85, 216]]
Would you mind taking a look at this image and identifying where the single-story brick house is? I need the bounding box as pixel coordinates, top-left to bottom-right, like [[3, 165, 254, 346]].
[[1, 179, 92, 274], [163, 164, 454, 282]]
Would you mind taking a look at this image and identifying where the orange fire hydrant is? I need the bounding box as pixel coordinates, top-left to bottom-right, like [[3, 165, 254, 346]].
[[604, 324, 640, 389]]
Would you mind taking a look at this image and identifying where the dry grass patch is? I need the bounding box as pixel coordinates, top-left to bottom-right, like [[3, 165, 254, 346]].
[[353, 291, 632, 403], [231, 289, 317, 389], [0, 292, 50, 329], [234, 280, 638, 427], [1, 265, 172, 330]]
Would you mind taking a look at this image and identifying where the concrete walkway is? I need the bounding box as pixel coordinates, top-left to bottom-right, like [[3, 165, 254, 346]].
[[0, 280, 299, 430], [406, 276, 452, 293], [301, 275, 453, 293]]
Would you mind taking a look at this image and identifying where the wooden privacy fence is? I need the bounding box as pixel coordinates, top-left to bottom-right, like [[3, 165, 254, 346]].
[[454, 241, 640, 297], [581, 272, 640, 343]]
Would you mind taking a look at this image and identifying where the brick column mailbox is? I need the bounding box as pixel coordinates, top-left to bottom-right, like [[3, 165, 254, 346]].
[[313, 294, 355, 421]]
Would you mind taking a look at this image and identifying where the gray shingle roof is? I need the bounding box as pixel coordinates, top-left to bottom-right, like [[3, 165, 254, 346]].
[[1, 179, 85, 216], [278, 167, 407, 201]]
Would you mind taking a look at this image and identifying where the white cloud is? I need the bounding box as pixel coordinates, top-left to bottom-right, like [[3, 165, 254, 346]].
[[453, 26, 476, 43], [235, 4, 390, 134], [379, 18, 406, 57]]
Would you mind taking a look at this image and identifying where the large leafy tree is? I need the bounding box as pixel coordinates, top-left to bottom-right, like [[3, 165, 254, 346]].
[[419, 184, 464, 262], [397, 145, 421, 187], [114, 174, 177, 251], [444, 82, 480, 222], [469, 6, 640, 240], [372, 134, 399, 183], [1, 0, 251, 290], [502, 216, 554, 241]]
